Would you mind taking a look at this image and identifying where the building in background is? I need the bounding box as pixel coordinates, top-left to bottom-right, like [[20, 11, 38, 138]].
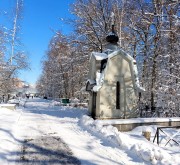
[[12, 79, 37, 98]]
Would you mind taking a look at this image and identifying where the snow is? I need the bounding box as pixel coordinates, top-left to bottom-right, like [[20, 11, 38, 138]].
[[0, 104, 16, 107], [81, 116, 180, 164], [96, 117, 180, 125], [92, 71, 104, 92], [95, 71, 103, 86], [86, 79, 96, 85], [92, 85, 102, 92], [91, 52, 108, 61], [0, 98, 179, 165], [133, 62, 145, 92]]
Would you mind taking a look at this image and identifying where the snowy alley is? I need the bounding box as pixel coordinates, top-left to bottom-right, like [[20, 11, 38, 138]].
[[0, 98, 179, 165]]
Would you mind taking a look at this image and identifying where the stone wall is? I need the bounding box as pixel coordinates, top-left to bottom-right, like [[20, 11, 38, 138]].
[[113, 121, 180, 132]]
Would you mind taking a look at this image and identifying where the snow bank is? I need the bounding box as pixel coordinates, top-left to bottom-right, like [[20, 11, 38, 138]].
[[50, 100, 61, 106], [80, 115, 179, 165], [7, 98, 26, 107]]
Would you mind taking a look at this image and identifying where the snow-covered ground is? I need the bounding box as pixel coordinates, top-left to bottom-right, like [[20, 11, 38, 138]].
[[0, 98, 179, 165]]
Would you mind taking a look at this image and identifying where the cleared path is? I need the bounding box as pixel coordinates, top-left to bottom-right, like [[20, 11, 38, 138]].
[[14, 99, 80, 165]]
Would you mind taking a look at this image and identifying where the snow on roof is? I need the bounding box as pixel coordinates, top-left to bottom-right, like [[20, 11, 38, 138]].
[[92, 85, 102, 92], [136, 85, 145, 92], [108, 49, 135, 62], [87, 79, 96, 85], [132, 60, 145, 92], [91, 52, 108, 61]]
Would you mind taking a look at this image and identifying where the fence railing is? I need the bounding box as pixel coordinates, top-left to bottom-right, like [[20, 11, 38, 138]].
[[153, 126, 180, 146]]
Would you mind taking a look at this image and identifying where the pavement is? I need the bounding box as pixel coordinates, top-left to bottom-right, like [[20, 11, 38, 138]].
[[14, 99, 81, 165], [17, 136, 80, 165]]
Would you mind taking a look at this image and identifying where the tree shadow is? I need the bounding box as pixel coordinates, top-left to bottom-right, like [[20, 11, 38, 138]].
[[16, 136, 81, 165], [0, 131, 81, 165], [0, 126, 81, 164]]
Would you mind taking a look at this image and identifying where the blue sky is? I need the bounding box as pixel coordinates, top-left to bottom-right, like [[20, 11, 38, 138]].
[[1, 0, 75, 85]]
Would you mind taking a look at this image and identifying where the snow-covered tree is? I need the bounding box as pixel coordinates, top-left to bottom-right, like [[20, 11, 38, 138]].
[[0, 0, 28, 101], [39, 0, 179, 116], [37, 31, 87, 99]]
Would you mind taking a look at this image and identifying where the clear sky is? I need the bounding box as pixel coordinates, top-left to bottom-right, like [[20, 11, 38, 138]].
[[1, 0, 75, 85]]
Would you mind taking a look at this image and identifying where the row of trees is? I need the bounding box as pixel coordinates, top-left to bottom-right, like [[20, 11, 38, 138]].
[[37, 0, 179, 116], [37, 32, 88, 99], [0, 0, 28, 101]]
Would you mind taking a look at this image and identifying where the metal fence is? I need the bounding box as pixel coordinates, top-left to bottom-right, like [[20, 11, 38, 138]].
[[153, 126, 180, 146]]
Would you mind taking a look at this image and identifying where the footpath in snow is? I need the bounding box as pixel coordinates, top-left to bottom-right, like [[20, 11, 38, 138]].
[[0, 98, 179, 165]]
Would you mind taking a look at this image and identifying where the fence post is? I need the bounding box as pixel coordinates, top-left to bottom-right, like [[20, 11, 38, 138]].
[[157, 128, 159, 145]]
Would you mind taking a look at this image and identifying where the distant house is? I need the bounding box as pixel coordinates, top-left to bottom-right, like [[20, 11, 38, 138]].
[[86, 24, 144, 119], [12, 78, 25, 88], [12, 83, 37, 97]]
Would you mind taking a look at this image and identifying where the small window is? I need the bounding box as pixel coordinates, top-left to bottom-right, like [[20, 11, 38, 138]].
[[116, 81, 120, 109]]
